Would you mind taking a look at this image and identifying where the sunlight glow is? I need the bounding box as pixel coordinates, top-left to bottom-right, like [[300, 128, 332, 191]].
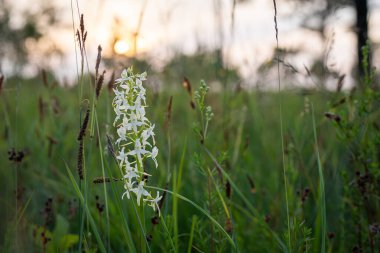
[[114, 40, 130, 55]]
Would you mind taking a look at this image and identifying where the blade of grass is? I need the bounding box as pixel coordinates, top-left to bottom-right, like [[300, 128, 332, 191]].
[[65, 162, 106, 253], [206, 167, 230, 219], [272, 0, 291, 251], [159, 213, 176, 252], [172, 167, 179, 253], [187, 215, 197, 253], [129, 193, 152, 253], [16, 192, 33, 227], [311, 103, 326, 253], [177, 139, 187, 192], [203, 147, 286, 250], [104, 162, 137, 253], [94, 112, 110, 251], [147, 186, 237, 251]]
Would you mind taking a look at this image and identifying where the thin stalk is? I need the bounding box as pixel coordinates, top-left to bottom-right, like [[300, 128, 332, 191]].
[[95, 112, 110, 251], [70, 0, 80, 100], [130, 195, 151, 253], [159, 214, 176, 252], [104, 156, 136, 253], [187, 215, 197, 253], [206, 167, 230, 219], [311, 104, 326, 253], [203, 147, 286, 249], [147, 186, 237, 250], [65, 163, 107, 253], [272, 0, 291, 251], [207, 173, 215, 253], [140, 205, 147, 253], [172, 168, 179, 252]]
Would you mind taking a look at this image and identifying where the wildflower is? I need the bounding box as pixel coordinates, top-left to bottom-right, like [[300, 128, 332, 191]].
[[113, 67, 161, 213], [131, 181, 150, 206], [145, 191, 162, 212]]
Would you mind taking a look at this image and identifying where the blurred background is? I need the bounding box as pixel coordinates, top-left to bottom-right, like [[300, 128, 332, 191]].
[[2, 1, 380, 252], [1, 0, 380, 89]]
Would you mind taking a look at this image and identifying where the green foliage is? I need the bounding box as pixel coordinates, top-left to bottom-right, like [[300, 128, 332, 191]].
[[324, 45, 380, 252], [193, 80, 214, 144], [1, 69, 380, 252], [33, 215, 79, 253]]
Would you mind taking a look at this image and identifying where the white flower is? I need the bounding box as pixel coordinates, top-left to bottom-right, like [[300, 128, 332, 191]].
[[145, 191, 162, 212], [116, 147, 128, 167], [142, 124, 155, 146], [113, 67, 160, 212], [123, 163, 138, 181], [122, 180, 136, 199], [150, 146, 158, 168], [116, 126, 127, 145], [127, 139, 149, 166], [123, 112, 146, 133], [131, 181, 150, 206]]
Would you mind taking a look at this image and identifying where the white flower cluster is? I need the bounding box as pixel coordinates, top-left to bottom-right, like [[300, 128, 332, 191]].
[[113, 67, 161, 212]]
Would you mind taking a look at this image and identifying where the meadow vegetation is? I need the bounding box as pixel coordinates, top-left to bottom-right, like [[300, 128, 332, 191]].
[[0, 5, 380, 253]]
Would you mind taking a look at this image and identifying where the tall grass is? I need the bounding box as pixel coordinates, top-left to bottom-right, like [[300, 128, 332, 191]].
[[1, 2, 379, 253], [272, 0, 291, 251]]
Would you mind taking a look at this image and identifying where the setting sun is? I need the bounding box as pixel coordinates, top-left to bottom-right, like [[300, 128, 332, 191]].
[[114, 40, 130, 55]]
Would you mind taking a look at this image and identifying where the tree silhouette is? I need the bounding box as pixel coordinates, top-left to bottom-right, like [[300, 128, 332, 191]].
[[295, 0, 369, 77], [0, 0, 58, 73], [354, 0, 369, 76]]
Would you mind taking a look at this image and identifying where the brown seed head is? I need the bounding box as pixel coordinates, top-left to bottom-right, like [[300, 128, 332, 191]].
[[336, 74, 345, 92], [107, 71, 115, 92], [247, 175, 256, 194], [96, 70, 106, 99], [0, 74, 4, 95], [76, 29, 82, 51], [225, 180, 231, 199], [225, 217, 233, 233], [80, 14, 84, 37], [77, 140, 84, 180], [41, 69, 48, 87], [93, 177, 111, 184], [164, 96, 173, 130], [95, 45, 102, 79], [183, 77, 192, 95], [324, 112, 341, 123], [77, 109, 90, 141], [183, 77, 196, 109], [83, 31, 88, 44]]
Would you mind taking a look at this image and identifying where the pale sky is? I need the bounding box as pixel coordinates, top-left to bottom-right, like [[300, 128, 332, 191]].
[[5, 0, 380, 88]]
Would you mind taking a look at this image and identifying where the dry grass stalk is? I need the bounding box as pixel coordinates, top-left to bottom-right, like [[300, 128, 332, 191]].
[[336, 74, 345, 92], [51, 96, 61, 114], [0, 74, 4, 95], [38, 97, 44, 120], [41, 69, 49, 88], [47, 136, 58, 158], [182, 77, 195, 109], [107, 71, 115, 92], [247, 175, 256, 194], [164, 96, 173, 130]]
